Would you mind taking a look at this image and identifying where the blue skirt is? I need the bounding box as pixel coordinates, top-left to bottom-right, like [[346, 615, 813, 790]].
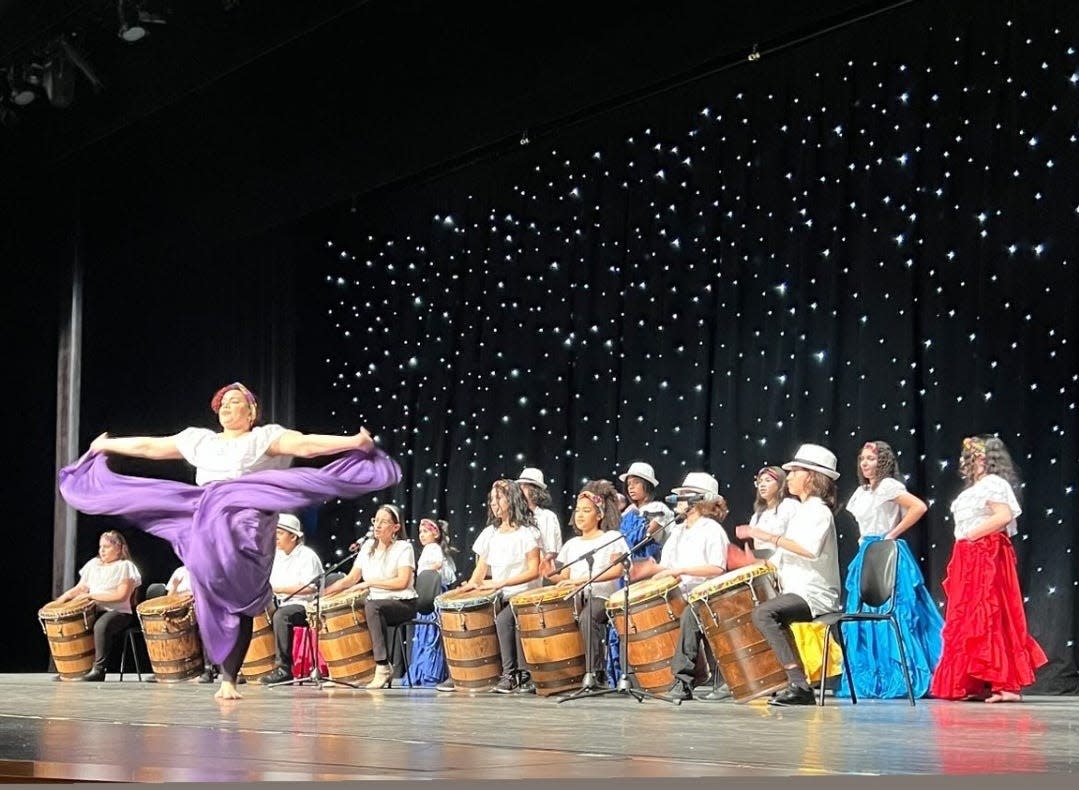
[[836, 536, 944, 698], [407, 608, 448, 687]]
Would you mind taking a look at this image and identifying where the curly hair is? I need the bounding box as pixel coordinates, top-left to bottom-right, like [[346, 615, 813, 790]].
[[487, 479, 535, 529], [856, 441, 901, 488], [573, 480, 622, 533], [960, 434, 1022, 496], [753, 466, 788, 514], [695, 495, 730, 524]]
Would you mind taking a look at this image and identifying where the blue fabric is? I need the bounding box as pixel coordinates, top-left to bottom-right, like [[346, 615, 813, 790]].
[[836, 536, 944, 698], [605, 622, 621, 687], [406, 596, 448, 687], [619, 510, 662, 563]]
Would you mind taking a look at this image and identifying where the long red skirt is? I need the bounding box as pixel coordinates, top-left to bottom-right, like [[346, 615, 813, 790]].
[[930, 532, 1048, 699]]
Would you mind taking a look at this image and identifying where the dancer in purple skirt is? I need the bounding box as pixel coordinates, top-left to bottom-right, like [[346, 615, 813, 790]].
[[58, 382, 401, 700]]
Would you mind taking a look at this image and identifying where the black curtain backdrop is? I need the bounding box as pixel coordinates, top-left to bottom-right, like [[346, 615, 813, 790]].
[[296, 1, 1079, 692]]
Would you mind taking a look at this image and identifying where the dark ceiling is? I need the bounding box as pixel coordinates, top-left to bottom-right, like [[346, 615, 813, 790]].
[[1, 0, 906, 244]]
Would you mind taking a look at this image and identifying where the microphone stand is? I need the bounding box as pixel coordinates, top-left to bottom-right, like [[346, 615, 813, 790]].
[[267, 548, 364, 691], [558, 515, 683, 706]]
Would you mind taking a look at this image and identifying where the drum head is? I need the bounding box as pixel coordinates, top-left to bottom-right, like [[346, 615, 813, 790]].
[[39, 598, 94, 619], [510, 585, 575, 607], [435, 588, 498, 610], [320, 588, 368, 611], [137, 593, 194, 616], [607, 576, 680, 610], [709, 564, 771, 594]]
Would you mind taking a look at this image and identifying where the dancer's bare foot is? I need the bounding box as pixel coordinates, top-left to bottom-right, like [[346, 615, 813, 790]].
[[215, 681, 243, 700], [985, 690, 1022, 703]]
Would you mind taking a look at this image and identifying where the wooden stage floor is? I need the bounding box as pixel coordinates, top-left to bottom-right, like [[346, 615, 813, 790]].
[[0, 674, 1075, 783]]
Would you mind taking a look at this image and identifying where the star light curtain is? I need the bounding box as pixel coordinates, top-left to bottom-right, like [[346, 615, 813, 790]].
[[303, 2, 1079, 688]]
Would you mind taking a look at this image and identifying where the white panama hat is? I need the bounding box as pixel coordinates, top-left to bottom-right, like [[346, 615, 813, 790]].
[[618, 461, 659, 487], [671, 471, 720, 499], [516, 467, 547, 490], [276, 513, 304, 537], [782, 443, 841, 480]]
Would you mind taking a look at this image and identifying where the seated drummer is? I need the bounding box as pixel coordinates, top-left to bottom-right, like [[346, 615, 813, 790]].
[[546, 481, 631, 682], [259, 514, 324, 685], [640, 473, 730, 701], [52, 530, 143, 682], [736, 443, 842, 706], [322, 504, 418, 689], [457, 479, 541, 694]]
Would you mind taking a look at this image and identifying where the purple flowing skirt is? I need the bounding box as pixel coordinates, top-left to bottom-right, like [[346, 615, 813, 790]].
[[58, 448, 401, 664]]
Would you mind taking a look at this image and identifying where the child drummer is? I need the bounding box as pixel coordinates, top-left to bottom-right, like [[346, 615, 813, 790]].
[[546, 481, 631, 682], [643, 472, 730, 702]]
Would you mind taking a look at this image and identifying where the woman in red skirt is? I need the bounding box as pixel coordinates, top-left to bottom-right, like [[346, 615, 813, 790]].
[[930, 435, 1047, 702]]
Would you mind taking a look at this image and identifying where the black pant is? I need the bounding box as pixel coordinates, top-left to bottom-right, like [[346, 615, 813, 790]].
[[92, 609, 133, 669], [494, 599, 526, 675], [271, 603, 310, 671], [669, 607, 705, 688], [578, 596, 608, 674], [364, 598, 418, 664], [219, 615, 253, 684], [750, 592, 813, 687]]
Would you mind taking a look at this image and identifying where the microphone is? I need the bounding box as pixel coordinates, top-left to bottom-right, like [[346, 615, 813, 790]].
[[347, 527, 374, 553], [664, 493, 710, 506]]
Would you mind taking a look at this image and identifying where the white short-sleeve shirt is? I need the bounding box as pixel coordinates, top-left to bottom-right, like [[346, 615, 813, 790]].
[[174, 424, 292, 485], [556, 532, 631, 600], [771, 497, 841, 616], [472, 525, 541, 597], [533, 507, 563, 555], [270, 544, 324, 605], [658, 516, 730, 594], [351, 539, 417, 600], [845, 477, 908, 539], [79, 558, 142, 614], [167, 566, 192, 595], [950, 474, 1021, 540], [750, 498, 800, 549]]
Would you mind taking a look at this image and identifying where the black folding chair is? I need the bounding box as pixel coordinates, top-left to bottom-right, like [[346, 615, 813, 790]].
[[813, 539, 916, 706], [390, 569, 445, 687]]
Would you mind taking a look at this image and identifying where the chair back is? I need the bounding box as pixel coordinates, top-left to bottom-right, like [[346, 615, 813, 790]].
[[414, 569, 443, 616], [324, 571, 347, 588], [859, 539, 899, 610]]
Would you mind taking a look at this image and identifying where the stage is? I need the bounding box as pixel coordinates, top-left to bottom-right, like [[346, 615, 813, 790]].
[[0, 674, 1074, 783]]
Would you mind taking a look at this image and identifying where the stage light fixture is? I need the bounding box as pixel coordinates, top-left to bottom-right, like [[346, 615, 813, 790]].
[[117, 0, 170, 43], [6, 65, 38, 107], [118, 0, 148, 42]]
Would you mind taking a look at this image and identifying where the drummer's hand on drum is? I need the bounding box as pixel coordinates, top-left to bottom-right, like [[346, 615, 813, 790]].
[[734, 524, 753, 541], [652, 567, 679, 581]]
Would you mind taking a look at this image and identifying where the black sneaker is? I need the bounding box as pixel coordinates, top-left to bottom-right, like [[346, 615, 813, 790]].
[[768, 684, 815, 706], [197, 668, 216, 684], [259, 666, 292, 685], [491, 673, 518, 694]]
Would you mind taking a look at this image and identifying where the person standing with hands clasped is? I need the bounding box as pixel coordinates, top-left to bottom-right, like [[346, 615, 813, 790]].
[[737, 444, 841, 706]]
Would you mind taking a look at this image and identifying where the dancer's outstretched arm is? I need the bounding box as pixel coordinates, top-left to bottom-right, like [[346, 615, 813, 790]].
[[269, 427, 374, 459], [90, 432, 183, 460]]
